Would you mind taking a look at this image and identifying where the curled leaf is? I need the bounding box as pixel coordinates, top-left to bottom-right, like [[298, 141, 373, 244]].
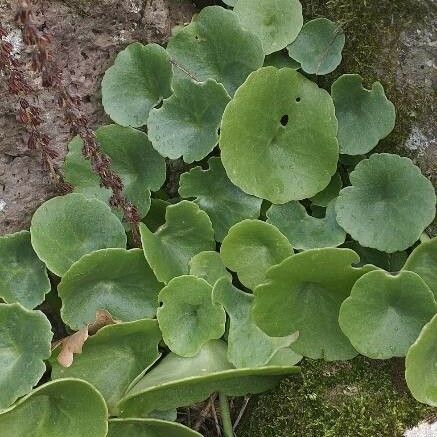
[[56, 327, 89, 368]]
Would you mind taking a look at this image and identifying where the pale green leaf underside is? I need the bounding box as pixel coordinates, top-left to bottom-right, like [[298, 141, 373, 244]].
[[108, 419, 202, 437], [189, 251, 232, 285]]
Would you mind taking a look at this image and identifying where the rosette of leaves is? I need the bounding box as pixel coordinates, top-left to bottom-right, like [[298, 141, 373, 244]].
[[331, 74, 396, 155], [405, 314, 437, 406], [58, 248, 161, 330], [0, 304, 52, 409], [266, 200, 346, 250], [157, 276, 226, 357], [253, 248, 375, 360], [179, 157, 263, 241], [166, 6, 264, 95], [220, 67, 339, 203], [335, 154, 436, 252], [64, 125, 166, 218], [339, 270, 437, 359], [212, 278, 298, 368], [287, 18, 345, 75], [234, 0, 303, 54], [102, 43, 172, 127], [189, 251, 232, 285], [51, 319, 161, 414], [0, 379, 108, 436], [147, 78, 230, 163], [30, 193, 127, 276], [139, 201, 215, 283], [108, 419, 203, 437], [220, 219, 293, 290], [0, 231, 50, 308], [118, 340, 300, 417]]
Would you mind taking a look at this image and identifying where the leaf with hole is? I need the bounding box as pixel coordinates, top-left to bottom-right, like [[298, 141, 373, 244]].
[[220, 219, 293, 290], [335, 154, 436, 252], [339, 270, 437, 359], [253, 248, 376, 360], [148, 78, 230, 163], [331, 74, 396, 155], [189, 251, 232, 285], [166, 6, 264, 95], [102, 43, 172, 127], [179, 157, 263, 241], [0, 231, 50, 309], [157, 276, 226, 357], [108, 419, 203, 437], [220, 67, 339, 203]]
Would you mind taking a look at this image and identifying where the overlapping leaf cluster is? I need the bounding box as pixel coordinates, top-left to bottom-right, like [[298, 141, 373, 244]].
[[0, 1, 436, 435]]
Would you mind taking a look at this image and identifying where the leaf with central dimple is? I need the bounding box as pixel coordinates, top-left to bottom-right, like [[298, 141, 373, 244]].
[[331, 74, 396, 155], [0, 379, 108, 437], [253, 248, 376, 360], [51, 319, 161, 414], [30, 193, 127, 277], [234, 0, 303, 55], [339, 270, 437, 359], [213, 278, 297, 368], [0, 304, 52, 409], [64, 125, 166, 218], [166, 6, 264, 95], [140, 201, 215, 284], [335, 154, 436, 253], [220, 219, 293, 290], [108, 419, 203, 437], [0, 231, 50, 309], [189, 251, 232, 285], [287, 18, 345, 75], [220, 67, 339, 204], [179, 157, 263, 241], [266, 200, 346, 250], [148, 79, 230, 163], [157, 276, 226, 357], [102, 43, 172, 127], [58, 248, 162, 330]]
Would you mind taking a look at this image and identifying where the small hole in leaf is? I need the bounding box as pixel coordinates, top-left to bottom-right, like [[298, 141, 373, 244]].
[[420, 65, 425, 70], [296, 97, 301, 102], [280, 115, 289, 126], [217, 127, 221, 135]]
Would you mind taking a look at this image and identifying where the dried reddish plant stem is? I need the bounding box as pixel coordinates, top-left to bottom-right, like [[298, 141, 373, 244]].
[[14, 1, 141, 243]]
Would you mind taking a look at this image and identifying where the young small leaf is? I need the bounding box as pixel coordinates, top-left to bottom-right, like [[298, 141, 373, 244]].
[[189, 251, 232, 285], [108, 419, 203, 437]]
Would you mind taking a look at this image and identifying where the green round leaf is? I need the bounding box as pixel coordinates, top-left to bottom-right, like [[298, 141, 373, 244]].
[[166, 6, 264, 95], [64, 125, 166, 218], [142, 198, 169, 232], [0, 304, 52, 409], [405, 314, 437, 406], [403, 237, 437, 299], [139, 201, 215, 284], [268, 347, 302, 366], [148, 78, 230, 163], [331, 74, 396, 155], [220, 219, 293, 290], [335, 154, 436, 253], [52, 319, 161, 414], [157, 276, 226, 357], [0, 231, 50, 309], [0, 379, 108, 436], [220, 67, 339, 203], [30, 193, 127, 277], [339, 270, 437, 359], [108, 419, 202, 437], [102, 43, 172, 127], [213, 278, 297, 368], [234, 0, 303, 54], [118, 340, 300, 416], [58, 248, 161, 330], [264, 51, 300, 70], [253, 248, 375, 360], [189, 251, 232, 285], [309, 172, 342, 207], [266, 200, 346, 250], [179, 157, 263, 241], [287, 18, 345, 75]]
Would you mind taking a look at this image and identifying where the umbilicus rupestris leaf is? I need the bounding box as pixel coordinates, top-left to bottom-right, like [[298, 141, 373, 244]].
[[339, 270, 437, 359], [189, 251, 232, 286], [179, 157, 262, 241], [102, 43, 172, 127], [108, 419, 202, 437], [0, 304, 52, 410], [0, 231, 50, 309], [335, 154, 436, 253], [30, 193, 127, 277], [220, 67, 339, 204], [157, 276, 226, 357]]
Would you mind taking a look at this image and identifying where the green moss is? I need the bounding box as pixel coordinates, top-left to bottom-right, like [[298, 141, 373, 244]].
[[240, 357, 435, 437]]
